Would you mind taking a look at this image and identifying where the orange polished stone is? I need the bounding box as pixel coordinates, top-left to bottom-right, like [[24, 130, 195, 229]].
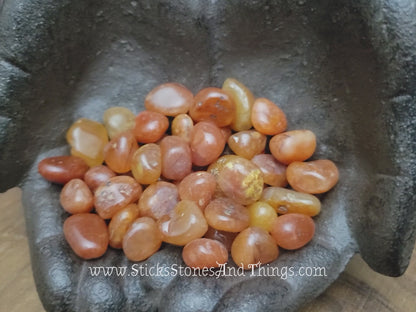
[[94, 175, 142, 219], [231, 227, 279, 270], [84, 165, 116, 192], [123, 217, 162, 261], [171, 113, 194, 144], [269, 130, 316, 165], [190, 87, 235, 127], [104, 131, 138, 174], [38, 155, 89, 184], [63, 213, 109, 260], [60, 179, 94, 214], [66, 118, 109, 167], [182, 238, 228, 268], [227, 130, 267, 159], [247, 201, 277, 232], [103, 106, 135, 139], [204, 227, 238, 251], [131, 143, 162, 185], [108, 204, 140, 249], [178, 171, 216, 209], [286, 159, 339, 194], [145, 82, 193, 116], [251, 154, 287, 187], [160, 136, 192, 181], [251, 97, 287, 135], [133, 110, 169, 143], [204, 197, 249, 232], [270, 213, 315, 250]]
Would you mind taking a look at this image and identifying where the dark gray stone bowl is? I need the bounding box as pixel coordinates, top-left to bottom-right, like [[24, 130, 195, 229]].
[[1, 0, 415, 311]]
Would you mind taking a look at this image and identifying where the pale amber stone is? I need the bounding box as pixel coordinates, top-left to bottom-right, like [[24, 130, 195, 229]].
[[66, 118, 109, 167], [131, 143, 162, 185], [286, 159, 339, 194], [158, 200, 208, 246], [103, 107, 135, 139], [204, 197, 249, 232], [222, 78, 255, 131], [108, 204, 139, 249], [171, 113, 194, 144], [104, 131, 138, 173], [160, 136, 192, 181], [178, 171, 216, 209], [247, 201, 277, 232], [251, 98, 287, 135], [182, 238, 228, 268], [227, 130, 266, 159], [251, 154, 287, 187], [60, 179, 94, 214], [261, 187, 321, 216], [231, 227, 279, 270]]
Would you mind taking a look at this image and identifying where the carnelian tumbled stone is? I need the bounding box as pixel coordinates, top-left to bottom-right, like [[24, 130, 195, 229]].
[[204, 227, 238, 251], [66, 118, 109, 167], [131, 143, 162, 185], [60, 179, 94, 214], [251, 154, 287, 187], [270, 213, 315, 250], [104, 131, 138, 174], [269, 130, 316, 165], [190, 87, 235, 127], [178, 171, 216, 209], [133, 111, 169, 143], [108, 204, 140, 249], [158, 200, 208, 246], [145, 82, 193, 116], [231, 227, 279, 270], [171, 113, 194, 144], [204, 197, 249, 232], [63, 213, 108, 260], [84, 165, 116, 192], [182, 238, 228, 268], [38, 155, 89, 184], [247, 201, 277, 232], [286, 159, 339, 194], [138, 181, 179, 220], [251, 98, 287, 135], [123, 217, 162, 261], [227, 130, 267, 159], [103, 106, 135, 139], [160, 136, 192, 181], [94, 175, 142, 219]]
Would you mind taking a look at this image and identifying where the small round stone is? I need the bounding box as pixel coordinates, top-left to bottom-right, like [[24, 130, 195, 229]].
[[60, 179, 94, 214], [182, 238, 228, 268]]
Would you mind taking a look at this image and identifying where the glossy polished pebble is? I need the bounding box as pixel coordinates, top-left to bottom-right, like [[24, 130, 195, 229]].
[[104, 131, 138, 173], [207, 155, 237, 198], [190, 87, 235, 127], [171, 113, 194, 144], [204, 227, 238, 251], [60, 179, 94, 214], [231, 227, 279, 270], [158, 200, 208, 246], [269, 130, 316, 165], [251, 154, 287, 187], [190, 121, 226, 166], [178, 171, 216, 209], [63, 213, 108, 259], [220, 127, 232, 142], [138, 181, 179, 220], [182, 238, 228, 268], [66, 118, 109, 167], [160, 136, 192, 181], [247, 201, 277, 232], [222, 78, 254, 131], [261, 187, 321, 216], [103, 106, 135, 139], [123, 217, 162, 261], [145, 82, 193, 116], [108, 204, 140, 249], [94, 175, 142, 219], [38, 155, 89, 184], [84, 165, 116, 191], [270, 213, 315, 250], [251, 98, 287, 135], [204, 197, 249, 232], [133, 110, 169, 143], [131, 143, 161, 185], [287, 160, 339, 194], [217, 155, 264, 205], [227, 130, 266, 159]]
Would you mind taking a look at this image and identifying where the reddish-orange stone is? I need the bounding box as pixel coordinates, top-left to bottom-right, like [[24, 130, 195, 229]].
[[182, 238, 228, 268], [227, 130, 267, 159], [251, 98, 287, 135], [108, 204, 140, 249], [204, 197, 249, 232], [94, 176, 142, 219], [178, 171, 216, 209], [286, 160, 339, 194], [84, 165, 116, 192], [204, 227, 238, 251], [251, 154, 287, 187], [270, 213, 315, 250], [189, 87, 235, 127], [171, 113, 194, 144], [131, 143, 162, 185], [38, 156, 89, 184], [123, 217, 162, 261], [160, 136, 192, 181], [133, 111, 169, 143], [104, 131, 138, 173], [63, 213, 109, 259], [60, 179, 94, 214], [145, 82, 193, 116]]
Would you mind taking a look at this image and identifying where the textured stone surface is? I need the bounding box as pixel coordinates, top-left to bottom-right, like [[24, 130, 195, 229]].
[[0, 0, 415, 311]]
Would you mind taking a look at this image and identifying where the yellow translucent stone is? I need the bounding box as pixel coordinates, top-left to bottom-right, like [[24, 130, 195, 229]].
[[66, 118, 109, 167], [247, 201, 277, 232], [102, 107, 135, 139]]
